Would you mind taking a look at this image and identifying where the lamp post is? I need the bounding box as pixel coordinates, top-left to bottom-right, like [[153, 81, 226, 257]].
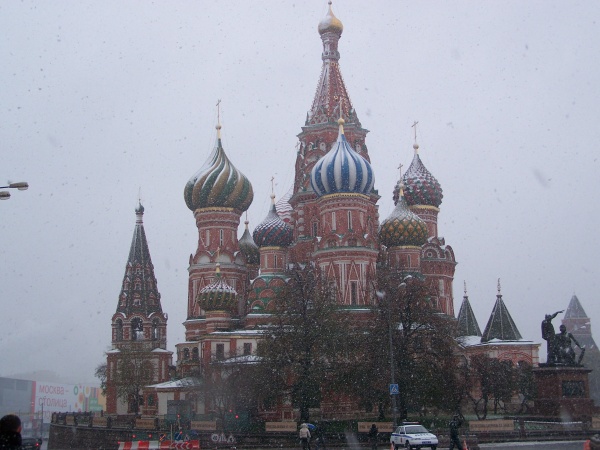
[[0, 181, 29, 200], [388, 277, 411, 428], [388, 310, 398, 429], [38, 396, 46, 441]]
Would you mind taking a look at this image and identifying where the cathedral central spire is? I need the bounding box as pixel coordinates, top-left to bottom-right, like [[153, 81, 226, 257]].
[[307, 1, 358, 128]]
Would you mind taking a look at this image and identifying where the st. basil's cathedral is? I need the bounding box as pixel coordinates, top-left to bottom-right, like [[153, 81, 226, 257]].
[[104, 2, 548, 417]]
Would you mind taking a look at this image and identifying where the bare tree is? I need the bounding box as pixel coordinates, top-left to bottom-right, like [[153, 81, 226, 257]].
[[352, 267, 460, 420], [113, 348, 156, 414], [256, 263, 353, 422], [95, 362, 107, 396]]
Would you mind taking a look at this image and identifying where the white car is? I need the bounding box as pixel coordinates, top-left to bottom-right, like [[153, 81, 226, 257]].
[[390, 423, 438, 450]]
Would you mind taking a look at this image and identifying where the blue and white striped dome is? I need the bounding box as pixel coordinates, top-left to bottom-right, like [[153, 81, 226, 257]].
[[310, 119, 374, 197]]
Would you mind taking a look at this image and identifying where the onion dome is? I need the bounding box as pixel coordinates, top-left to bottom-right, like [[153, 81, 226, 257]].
[[318, 1, 343, 35], [393, 143, 443, 207], [253, 194, 294, 248], [379, 183, 428, 247], [184, 123, 254, 212], [197, 264, 237, 311], [275, 186, 293, 224], [238, 220, 260, 265], [310, 118, 374, 197]]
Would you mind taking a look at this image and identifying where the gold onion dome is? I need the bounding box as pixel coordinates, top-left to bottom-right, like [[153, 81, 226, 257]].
[[184, 124, 254, 212], [197, 264, 237, 311], [379, 184, 428, 247], [318, 1, 343, 35]]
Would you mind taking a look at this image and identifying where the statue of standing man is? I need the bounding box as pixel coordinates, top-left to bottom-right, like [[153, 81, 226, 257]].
[[541, 310, 563, 365]]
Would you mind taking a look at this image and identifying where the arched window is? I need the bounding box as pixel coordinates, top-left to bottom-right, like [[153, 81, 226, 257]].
[[152, 319, 160, 340], [116, 319, 123, 341], [131, 318, 143, 341], [192, 347, 199, 360], [183, 348, 190, 360]]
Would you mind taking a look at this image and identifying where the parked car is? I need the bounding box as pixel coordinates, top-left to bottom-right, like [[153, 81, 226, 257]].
[[390, 423, 438, 450]]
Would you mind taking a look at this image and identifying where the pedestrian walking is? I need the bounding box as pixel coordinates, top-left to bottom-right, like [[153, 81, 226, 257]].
[[314, 422, 326, 450], [299, 423, 311, 450], [367, 423, 378, 450], [448, 414, 462, 450]]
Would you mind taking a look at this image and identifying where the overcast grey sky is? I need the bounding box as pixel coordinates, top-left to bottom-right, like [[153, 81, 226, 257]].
[[1, 1, 598, 384]]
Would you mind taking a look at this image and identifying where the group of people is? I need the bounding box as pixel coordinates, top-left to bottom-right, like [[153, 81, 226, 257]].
[[298, 422, 326, 450], [0, 414, 22, 450]]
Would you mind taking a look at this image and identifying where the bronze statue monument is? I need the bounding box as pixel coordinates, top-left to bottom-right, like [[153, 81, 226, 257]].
[[541, 310, 585, 366]]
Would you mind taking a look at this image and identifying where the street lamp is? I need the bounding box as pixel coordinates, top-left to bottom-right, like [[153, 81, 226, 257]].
[[38, 396, 46, 441], [388, 276, 412, 429], [0, 181, 29, 200]]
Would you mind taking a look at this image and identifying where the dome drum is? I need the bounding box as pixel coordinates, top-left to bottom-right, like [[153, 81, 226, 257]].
[[386, 246, 422, 272]]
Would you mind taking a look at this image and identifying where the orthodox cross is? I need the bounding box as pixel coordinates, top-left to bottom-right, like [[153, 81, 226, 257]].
[[216, 99, 221, 123], [271, 176, 275, 195], [411, 120, 419, 144], [497, 278, 502, 295]]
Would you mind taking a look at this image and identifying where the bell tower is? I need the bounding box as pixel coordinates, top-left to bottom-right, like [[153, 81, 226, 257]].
[[106, 202, 172, 414]]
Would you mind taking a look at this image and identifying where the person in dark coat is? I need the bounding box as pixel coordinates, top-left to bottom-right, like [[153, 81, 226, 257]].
[[448, 415, 462, 450], [0, 414, 22, 450], [314, 422, 326, 450], [367, 423, 378, 450]]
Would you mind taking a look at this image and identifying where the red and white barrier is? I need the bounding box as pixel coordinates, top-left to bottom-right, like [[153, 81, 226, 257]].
[[118, 440, 200, 450]]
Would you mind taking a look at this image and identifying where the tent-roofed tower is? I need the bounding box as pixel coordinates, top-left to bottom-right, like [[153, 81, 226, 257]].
[[456, 282, 482, 337], [289, 1, 379, 270], [481, 280, 522, 342], [106, 202, 172, 414], [287, 2, 380, 308], [562, 295, 598, 351]]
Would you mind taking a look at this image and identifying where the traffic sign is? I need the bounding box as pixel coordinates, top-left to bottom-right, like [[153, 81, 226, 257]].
[[389, 384, 399, 395]]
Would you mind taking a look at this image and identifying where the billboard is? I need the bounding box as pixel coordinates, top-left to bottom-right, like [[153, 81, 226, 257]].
[[33, 381, 106, 422]]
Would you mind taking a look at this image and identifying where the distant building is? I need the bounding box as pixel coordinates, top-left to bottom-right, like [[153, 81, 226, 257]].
[[562, 295, 600, 403], [457, 280, 539, 366]]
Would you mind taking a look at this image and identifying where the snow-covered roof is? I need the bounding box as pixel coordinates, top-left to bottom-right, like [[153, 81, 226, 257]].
[[151, 347, 173, 353], [457, 335, 537, 348], [209, 329, 266, 336], [147, 377, 202, 390], [215, 355, 261, 365]]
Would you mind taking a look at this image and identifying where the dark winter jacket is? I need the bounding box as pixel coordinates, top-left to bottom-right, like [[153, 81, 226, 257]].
[[368, 425, 378, 440], [0, 430, 22, 450], [449, 417, 462, 437]]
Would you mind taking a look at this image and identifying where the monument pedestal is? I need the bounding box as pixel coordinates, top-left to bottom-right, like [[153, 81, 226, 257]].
[[533, 365, 594, 420]]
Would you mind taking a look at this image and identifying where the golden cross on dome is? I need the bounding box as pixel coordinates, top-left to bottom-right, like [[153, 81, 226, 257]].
[[216, 99, 222, 138], [411, 120, 419, 143], [270, 176, 275, 195], [397, 163, 403, 179]]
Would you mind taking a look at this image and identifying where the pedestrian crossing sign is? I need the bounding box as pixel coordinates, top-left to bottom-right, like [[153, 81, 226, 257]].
[[389, 384, 399, 395]]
